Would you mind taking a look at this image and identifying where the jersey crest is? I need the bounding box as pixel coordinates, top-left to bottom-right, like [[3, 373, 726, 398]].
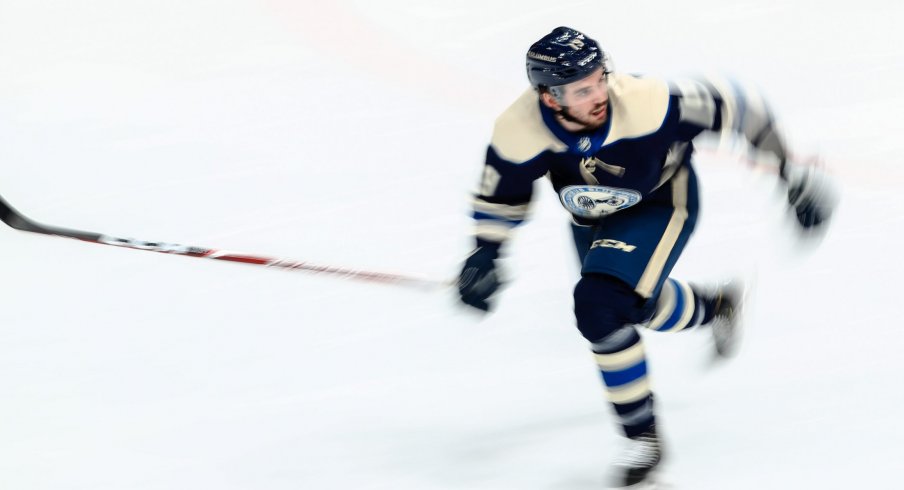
[[559, 185, 642, 218]]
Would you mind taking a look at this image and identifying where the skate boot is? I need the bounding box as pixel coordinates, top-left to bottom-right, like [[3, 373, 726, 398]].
[[611, 426, 663, 488], [709, 281, 744, 358]]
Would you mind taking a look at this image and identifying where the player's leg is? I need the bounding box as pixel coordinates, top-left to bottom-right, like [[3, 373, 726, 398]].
[[573, 166, 699, 486], [570, 214, 716, 335], [574, 273, 655, 438], [630, 269, 744, 359], [574, 274, 663, 488]]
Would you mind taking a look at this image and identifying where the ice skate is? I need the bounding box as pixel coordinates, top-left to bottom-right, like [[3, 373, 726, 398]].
[[610, 426, 663, 488], [708, 281, 744, 358]]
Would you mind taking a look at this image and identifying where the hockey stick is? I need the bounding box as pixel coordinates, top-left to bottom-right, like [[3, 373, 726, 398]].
[[0, 193, 451, 289]]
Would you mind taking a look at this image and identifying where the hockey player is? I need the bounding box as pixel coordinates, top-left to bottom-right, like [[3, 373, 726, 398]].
[[456, 26, 834, 487]]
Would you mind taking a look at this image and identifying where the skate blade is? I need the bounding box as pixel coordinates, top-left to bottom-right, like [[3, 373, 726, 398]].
[[609, 470, 671, 490], [615, 480, 665, 490]]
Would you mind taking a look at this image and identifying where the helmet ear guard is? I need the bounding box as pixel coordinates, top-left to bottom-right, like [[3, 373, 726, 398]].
[[526, 26, 612, 93]]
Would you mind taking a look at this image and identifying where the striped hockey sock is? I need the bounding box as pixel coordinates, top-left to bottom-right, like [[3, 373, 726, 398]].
[[646, 277, 714, 332], [591, 326, 654, 438]]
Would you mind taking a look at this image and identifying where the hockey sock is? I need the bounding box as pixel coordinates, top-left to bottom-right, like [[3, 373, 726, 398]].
[[645, 278, 710, 332], [591, 325, 655, 438]]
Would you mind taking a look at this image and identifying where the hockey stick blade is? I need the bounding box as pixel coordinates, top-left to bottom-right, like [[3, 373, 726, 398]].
[[0, 193, 450, 289]]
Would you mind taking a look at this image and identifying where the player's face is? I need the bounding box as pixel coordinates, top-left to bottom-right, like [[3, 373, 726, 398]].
[[557, 68, 609, 129]]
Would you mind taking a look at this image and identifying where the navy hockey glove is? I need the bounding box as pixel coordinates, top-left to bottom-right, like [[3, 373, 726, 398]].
[[457, 243, 502, 312], [785, 165, 837, 229]]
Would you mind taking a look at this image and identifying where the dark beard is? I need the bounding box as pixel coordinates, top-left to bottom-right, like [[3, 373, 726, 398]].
[[557, 103, 606, 131]]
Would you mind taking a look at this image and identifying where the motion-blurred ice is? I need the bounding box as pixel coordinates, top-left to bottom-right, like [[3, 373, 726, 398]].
[[1, 1, 902, 489]]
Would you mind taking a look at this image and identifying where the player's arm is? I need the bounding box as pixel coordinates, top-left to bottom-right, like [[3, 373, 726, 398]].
[[458, 146, 542, 312], [471, 146, 535, 247], [672, 77, 836, 230], [672, 76, 787, 168]]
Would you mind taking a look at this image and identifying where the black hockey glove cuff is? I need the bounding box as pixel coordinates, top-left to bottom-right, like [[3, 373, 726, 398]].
[[457, 242, 502, 312]]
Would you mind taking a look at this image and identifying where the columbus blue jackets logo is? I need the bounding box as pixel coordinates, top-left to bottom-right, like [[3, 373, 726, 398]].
[[559, 185, 642, 218]]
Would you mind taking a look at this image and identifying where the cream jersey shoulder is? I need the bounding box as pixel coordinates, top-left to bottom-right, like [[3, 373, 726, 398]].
[[604, 73, 671, 145], [489, 89, 567, 164]]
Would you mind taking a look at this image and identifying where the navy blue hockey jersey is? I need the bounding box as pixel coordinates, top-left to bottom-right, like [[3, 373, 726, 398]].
[[472, 73, 786, 243]]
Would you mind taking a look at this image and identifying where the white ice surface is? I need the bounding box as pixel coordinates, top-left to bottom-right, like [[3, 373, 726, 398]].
[[1, 1, 902, 489]]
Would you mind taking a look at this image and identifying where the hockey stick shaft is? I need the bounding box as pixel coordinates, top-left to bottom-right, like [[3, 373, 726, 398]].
[[0, 194, 450, 289]]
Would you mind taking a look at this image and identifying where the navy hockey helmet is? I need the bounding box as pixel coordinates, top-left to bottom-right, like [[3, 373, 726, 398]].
[[526, 27, 609, 91]]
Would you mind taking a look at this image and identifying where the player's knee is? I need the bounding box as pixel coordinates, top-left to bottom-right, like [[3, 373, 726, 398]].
[[573, 274, 648, 342]]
